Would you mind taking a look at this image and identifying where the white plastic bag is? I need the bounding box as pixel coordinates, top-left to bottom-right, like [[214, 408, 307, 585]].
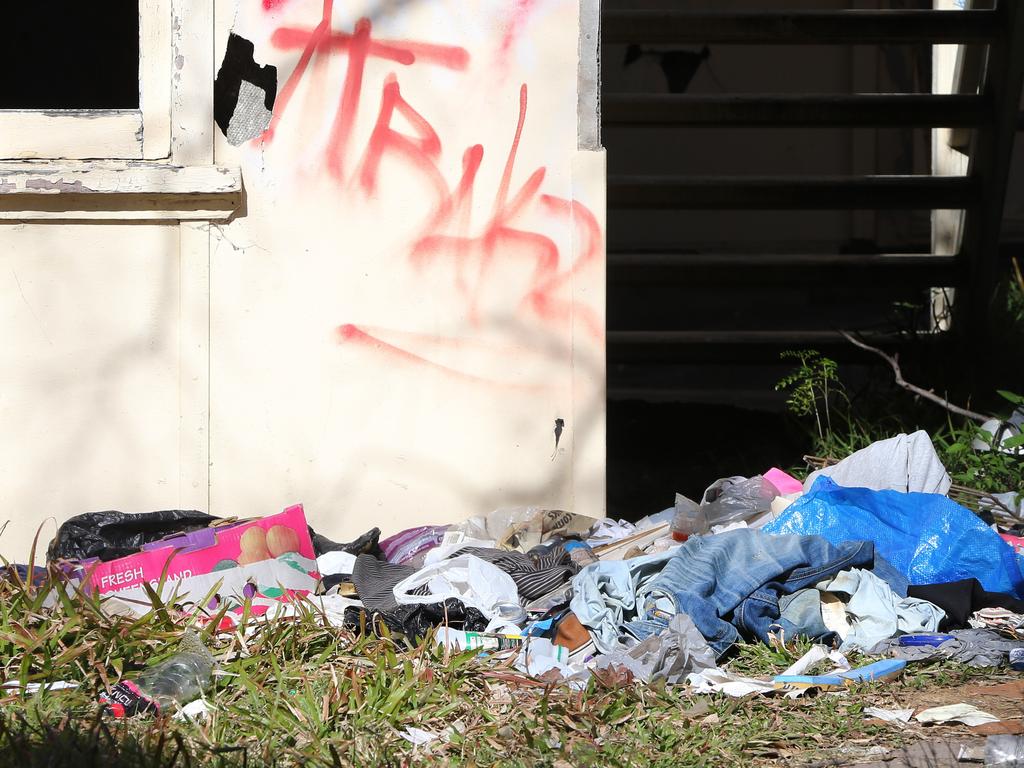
[[391, 555, 523, 631]]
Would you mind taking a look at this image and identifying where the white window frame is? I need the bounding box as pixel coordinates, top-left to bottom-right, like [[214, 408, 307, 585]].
[[0, 0, 241, 221], [0, 0, 172, 161]]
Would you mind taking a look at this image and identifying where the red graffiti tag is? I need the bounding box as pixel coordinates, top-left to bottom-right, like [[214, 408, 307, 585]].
[[265, 3, 469, 179], [408, 84, 601, 339], [358, 75, 446, 201], [263, 5, 604, 382], [335, 324, 546, 391]]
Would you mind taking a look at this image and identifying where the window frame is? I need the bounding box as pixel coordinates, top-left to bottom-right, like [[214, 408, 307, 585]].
[[0, 0, 172, 161]]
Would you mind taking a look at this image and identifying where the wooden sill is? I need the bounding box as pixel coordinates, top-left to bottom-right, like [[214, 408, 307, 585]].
[[0, 161, 242, 221]]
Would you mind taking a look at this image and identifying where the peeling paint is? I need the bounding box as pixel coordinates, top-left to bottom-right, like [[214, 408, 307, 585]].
[[37, 109, 135, 120], [23, 178, 93, 193], [175, 54, 185, 70], [0, 181, 17, 194]]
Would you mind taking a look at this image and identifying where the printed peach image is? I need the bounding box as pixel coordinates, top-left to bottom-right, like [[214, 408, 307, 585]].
[[266, 526, 300, 557], [238, 526, 271, 565]]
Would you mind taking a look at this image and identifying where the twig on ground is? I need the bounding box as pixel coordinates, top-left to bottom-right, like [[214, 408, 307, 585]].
[[839, 331, 990, 424]]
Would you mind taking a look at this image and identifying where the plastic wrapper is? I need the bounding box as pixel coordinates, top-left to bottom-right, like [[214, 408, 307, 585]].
[[448, 507, 596, 552], [700, 475, 780, 528], [50, 509, 381, 565], [379, 525, 448, 565], [342, 599, 489, 639]]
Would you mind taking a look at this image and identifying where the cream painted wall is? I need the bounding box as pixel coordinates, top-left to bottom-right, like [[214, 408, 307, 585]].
[[0, 224, 187, 559], [212, 0, 606, 541], [0, 0, 605, 559]]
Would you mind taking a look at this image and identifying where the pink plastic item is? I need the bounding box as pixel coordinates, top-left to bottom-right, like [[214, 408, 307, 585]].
[[764, 468, 804, 496]]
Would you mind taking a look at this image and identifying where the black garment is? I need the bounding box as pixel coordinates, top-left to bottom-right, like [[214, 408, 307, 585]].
[[351, 554, 421, 612], [908, 579, 1024, 630]]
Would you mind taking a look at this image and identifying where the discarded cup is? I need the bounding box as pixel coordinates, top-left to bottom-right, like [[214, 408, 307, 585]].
[[671, 494, 708, 543]]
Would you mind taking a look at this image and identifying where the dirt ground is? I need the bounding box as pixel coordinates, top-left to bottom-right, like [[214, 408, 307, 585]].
[[837, 678, 1024, 767]]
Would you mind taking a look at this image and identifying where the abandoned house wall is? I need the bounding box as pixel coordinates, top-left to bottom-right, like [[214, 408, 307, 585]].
[[0, 0, 605, 558]]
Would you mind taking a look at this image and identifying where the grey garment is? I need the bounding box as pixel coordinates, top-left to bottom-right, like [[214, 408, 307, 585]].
[[594, 613, 718, 686], [803, 431, 951, 495], [867, 628, 1024, 668], [569, 549, 680, 654], [351, 555, 421, 613], [822, 569, 945, 653]]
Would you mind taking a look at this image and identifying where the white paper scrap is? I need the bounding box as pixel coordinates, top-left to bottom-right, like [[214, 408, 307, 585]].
[[864, 707, 914, 726], [914, 704, 999, 727], [780, 645, 850, 677], [174, 699, 211, 721], [401, 727, 445, 746]]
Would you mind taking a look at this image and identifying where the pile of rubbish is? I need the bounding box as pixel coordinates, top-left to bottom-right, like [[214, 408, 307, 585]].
[[22, 431, 1024, 726]]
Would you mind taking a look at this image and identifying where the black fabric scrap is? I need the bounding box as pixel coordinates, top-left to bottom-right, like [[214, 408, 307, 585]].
[[908, 578, 1024, 630]]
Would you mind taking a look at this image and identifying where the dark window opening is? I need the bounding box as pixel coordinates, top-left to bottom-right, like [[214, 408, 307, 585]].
[[2, 0, 140, 110]]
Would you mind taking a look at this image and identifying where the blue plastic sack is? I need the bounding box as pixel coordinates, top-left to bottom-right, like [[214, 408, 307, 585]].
[[764, 477, 1024, 598]]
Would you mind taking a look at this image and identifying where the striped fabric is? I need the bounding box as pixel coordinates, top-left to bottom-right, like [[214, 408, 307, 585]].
[[351, 555, 427, 612], [452, 546, 579, 601]]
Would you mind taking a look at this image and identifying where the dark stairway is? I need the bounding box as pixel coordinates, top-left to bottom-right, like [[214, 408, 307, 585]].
[[602, 2, 1024, 516]]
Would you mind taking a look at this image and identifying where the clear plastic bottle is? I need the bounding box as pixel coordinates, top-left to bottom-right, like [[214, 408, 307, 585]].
[[671, 494, 708, 542], [101, 632, 215, 717]]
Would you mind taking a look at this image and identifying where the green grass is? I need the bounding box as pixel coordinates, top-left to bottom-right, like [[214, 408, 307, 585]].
[[0, 569, 1018, 768]]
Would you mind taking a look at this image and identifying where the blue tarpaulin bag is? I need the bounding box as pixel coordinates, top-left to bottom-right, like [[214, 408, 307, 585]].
[[764, 477, 1024, 598]]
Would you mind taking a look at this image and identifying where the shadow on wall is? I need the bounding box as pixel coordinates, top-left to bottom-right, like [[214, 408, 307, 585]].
[[5, 223, 183, 561], [321, 313, 606, 526]]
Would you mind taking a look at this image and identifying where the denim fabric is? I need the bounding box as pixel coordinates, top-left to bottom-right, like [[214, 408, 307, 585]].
[[775, 589, 833, 642], [623, 528, 877, 657]]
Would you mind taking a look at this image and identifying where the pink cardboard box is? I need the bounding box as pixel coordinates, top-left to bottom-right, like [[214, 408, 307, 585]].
[[84, 505, 317, 595]]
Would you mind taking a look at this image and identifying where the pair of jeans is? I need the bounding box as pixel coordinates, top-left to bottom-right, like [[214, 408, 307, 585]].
[[623, 528, 882, 657]]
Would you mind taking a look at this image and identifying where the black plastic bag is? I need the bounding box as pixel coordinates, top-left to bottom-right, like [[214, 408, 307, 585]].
[[311, 527, 383, 560], [48, 510, 218, 563], [342, 599, 489, 640]]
